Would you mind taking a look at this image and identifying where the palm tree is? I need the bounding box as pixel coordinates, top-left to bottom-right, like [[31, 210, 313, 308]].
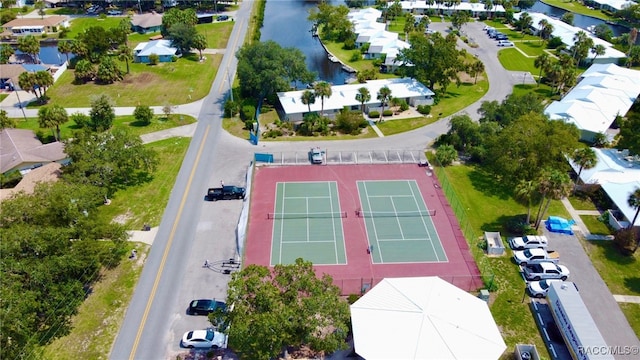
[[627, 187, 640, 229], [376, 85, 392, 122], [470, 60, 484, 84], [534, 53, 551, 87], [192, 34, 207, 61], [535, 169, 572, 229], [515, 179, 538, 225], [57, 40, 72, 65], [18, 72, 37, 97], [571, 147, 597, 194], [301, 90, 316, 114], [38, 104, 68, 141], [35, 70, 53, 101], [313, 81, 332, 115], [590, 44, 606, 65], [538, 19, 548, 42], [355, 87, 371, 113], [117, 44, 133, 74]]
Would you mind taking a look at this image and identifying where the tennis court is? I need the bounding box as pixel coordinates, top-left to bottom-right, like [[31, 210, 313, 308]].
[[269, 181, 347, 266], [357, 180, 447, 264]]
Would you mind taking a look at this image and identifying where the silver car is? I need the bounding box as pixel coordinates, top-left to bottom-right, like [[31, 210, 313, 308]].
[[527, 279, 564, 298]]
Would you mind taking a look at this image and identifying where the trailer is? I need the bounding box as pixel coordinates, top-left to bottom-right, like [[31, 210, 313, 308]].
[[546, 281, 614, 360]]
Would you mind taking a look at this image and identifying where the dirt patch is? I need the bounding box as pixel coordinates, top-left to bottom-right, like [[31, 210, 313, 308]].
[[112, 210, 133, 225], [458, 71, 484, 84], [122, 72, 159, 85]]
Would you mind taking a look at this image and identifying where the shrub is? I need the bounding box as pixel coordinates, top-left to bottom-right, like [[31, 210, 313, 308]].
[[368, 110, 379, 118], [0, 170, 22, 189], [35, 129, 55, 144], [244, 120, 255, 130], [547, 36, 563, 49], [70, 112, 90, 128], [347, 294, 360, 304], [382, 109, 393, 117], [613, 227, 638, 256], [505, 215, 536, 236], [172, 55, 178, 62], [241, 105, 256, 121], [400, 101, 409, 112], [148, 53, 159, 65], [133, 105, 154, 125], [417, 105, 431, 115], [263, 129, 282, 138], [350, 51, 361, 62]]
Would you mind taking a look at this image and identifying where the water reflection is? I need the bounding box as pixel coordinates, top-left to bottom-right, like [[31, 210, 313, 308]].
[[530, 1, 627, 36]]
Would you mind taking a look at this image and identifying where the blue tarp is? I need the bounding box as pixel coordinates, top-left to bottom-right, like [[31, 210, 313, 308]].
[[546, 216, 575, 235]]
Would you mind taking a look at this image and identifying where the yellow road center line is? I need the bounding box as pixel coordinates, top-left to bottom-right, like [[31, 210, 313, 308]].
[[129, 125, 211, 360]]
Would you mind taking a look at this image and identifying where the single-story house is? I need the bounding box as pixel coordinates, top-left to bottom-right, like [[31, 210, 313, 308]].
[[133, 40, 178, 63], [1, 15, 69, 37], [584, 0, 634, 12], [514, 12, 625, 64], [399, 1, 506, 16], [131, 12, 163, 34], [349, 8, 409, 68], [0, 64, 52, 90], [350, 277, 506, 360], [569, 148, 640, 229], [0, 129, 67, 175], [276, 78, 435, 122], [545, 63, 640, 142]]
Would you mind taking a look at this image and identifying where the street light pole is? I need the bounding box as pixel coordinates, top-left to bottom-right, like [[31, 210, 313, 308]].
[[227, 71, 233, 102], [9, 81, 28, 122]]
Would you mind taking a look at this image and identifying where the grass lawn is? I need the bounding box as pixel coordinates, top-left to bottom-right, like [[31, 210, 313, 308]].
[[40, 242, 149, 360], [620, 303, 640, 339], [197, 22, 234, 49], [569, 193, 599, 211], [581, 215, 611, 235], [14, 114, 195, 140], [64, 17, 124, 39], [498, 48, 537, 74], [0, 94, 8, 102], [322, 39, 396, 79], [436, 163, 573, 356], [376, 116, 436, 136], [540, 0, 615, 22], [516, 40, 547, 57], [44, 53, 220, 107], [96, 137, 191, 229], [511, 83, 556, 99]]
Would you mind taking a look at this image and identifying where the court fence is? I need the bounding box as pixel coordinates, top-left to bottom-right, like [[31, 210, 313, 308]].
[[255, 149, 428, 165], [335, 275, 488, 296], [430, 155, 496, 291]]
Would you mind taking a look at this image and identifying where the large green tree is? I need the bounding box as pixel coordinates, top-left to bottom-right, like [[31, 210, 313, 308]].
[[0, 43, 15, 64], [478, 92, 545, 126], [38, 104, 68, 141], [96, 56, 124, 84], [192, 33, 207, 60], [307, 3, 354, 42], [0, 181, 127, 360], [89, 94, 116, 132], [63, 128, 158, 196], [398, 32, 465, 92], [57, 40, 72, 65], [222, 259, 350, 359], [236, 41, 312, 100], [161, 7, 198, 36], [617, 113, 640, 156], [169, 22, 198, 55], [17, 35, 40, 63]]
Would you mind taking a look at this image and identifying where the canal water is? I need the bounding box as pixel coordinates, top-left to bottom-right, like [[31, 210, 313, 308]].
[[259, 0, 628, 85]]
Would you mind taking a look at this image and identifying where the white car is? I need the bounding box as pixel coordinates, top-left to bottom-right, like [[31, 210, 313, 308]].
[[527, 279, 564, 298], [181, 328, 227, 349], [509, 235, 548, 250], [310, 147, 323, 164], [497, 40, 514, 47]]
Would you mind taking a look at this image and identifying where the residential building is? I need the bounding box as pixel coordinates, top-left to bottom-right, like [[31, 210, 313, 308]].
[[276, 78, 434, 122], [584, 0, 634, 12], [399, 1, 506, 16], [131, 12, 163, 34], [0, 129, 67, 175], [0, 64, 52, 90], [1, 15, 69, 38], [133, 40, 178, 63], [545, 63, 640, 142]]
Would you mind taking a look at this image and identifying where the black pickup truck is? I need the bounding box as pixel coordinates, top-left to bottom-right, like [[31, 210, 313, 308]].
[[206, 186, 245, 201]]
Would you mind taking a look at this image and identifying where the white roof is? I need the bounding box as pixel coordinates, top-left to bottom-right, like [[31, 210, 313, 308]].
[[569, 148, 640, 185], [591, 0, 634, 11], [350, 9, 408, 58], [399, 1, 506, 13], [513, 12, 625, 60], [545, 64, 640, 134], [602, 181, 640, 227], [351, 277, 506, 360], [277, 78, 434, 115], [133, 40, 177, 57]]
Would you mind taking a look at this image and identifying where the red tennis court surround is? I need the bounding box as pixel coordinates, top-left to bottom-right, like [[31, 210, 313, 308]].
[[245, 164, 482, 294]]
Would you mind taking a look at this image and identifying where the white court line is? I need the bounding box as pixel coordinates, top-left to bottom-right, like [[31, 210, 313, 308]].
[[278, 183, 287, 264], [362, 181, 384, 263], [408, 180, 448, 262], [328, 182, 339, 264], [366, 194, 415, 198], [283, 196, 332, 200], [281, 240, 338, 244], [306, 197, 310, 243], [376, 238, 432, 242], [389, 197, 406, 239]]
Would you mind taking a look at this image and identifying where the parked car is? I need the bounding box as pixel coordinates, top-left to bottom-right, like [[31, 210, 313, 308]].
[[309, 147, 324, 164], [483, 26, 495, 32], [206, 186, 246, 201], [181, 328, 227, 349], [527, 279, 564, 298], [509, 235, 548, 250], [495, 34, 509, 41], [497, 40, 514, 47], [513, 248, 560, 266], [522, 262, 570, 281], [217, 15, 229, 21], [107, 9, 123, 15], [187, 299, 227, 315]]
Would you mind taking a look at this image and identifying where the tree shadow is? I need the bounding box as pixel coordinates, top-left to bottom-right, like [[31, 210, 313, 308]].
[[624, 277, 640, 294], [467, 167, 513, 200], [587, 240, 638, 266], [128, 120, 151, 127]]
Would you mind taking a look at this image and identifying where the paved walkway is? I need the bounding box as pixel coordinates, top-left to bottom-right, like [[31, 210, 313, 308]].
[[614, 294, 640, 303]]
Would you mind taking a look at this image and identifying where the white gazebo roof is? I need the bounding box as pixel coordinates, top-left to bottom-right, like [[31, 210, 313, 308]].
[[350, 277, 506, 360]]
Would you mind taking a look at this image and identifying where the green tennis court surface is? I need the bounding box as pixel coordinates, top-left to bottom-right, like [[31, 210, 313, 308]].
[[357, 180, 447, 264], [270, 182, 347, 266]]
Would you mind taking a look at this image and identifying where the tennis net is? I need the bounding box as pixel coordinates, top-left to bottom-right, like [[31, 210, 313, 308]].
[[355, 209, 436, 218], [267, 211, 348, 219]]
